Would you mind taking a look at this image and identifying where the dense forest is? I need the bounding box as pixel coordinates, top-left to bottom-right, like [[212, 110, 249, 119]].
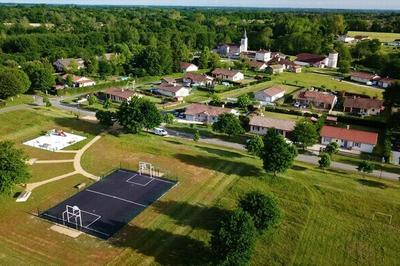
[[0, 5, 400, 79]]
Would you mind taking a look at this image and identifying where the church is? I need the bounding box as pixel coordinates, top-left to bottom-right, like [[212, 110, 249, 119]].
[[216, 30, 248, 58]]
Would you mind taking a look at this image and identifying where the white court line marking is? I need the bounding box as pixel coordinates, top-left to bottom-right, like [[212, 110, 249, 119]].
[[86, 189, 147, 207], [126, 174, 154, 186], [41, 213, 110, 237], [118, 169, 176, 185]]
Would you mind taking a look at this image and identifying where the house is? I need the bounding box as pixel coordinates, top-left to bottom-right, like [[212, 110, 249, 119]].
[[248, 60, 268, 71], [267, 64, 285, 74], [254, 86, 285, 104], [216, 30, 248, 57], [184, 103, 237, 124], [157, 83, 190, 100], [343, 97, 384, 115], [211, 68, 244, 82], [320, 125, 378, 153], [268, 58, 301, 73], [180, 62, 199, 72], [295, 90, 337, 110], [183, 73, 214, 87], [378, 77, 396, 88], [294, 52, 338, 68], [62, 75, 96, 88], [53, 58, 85, 72], [161, 77, 177, 85], [350, 72, 381, 85], [337, 35, 355, 43], [391, 140, 400, 165], [249, 116, 295, 137], [104, 88, 137, 102], [255, 49, 271, 62], [354, 35, 369, 42], [290, 65, 302, 73]]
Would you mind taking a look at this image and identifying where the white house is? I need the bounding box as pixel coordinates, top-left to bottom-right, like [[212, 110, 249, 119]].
[[211, 68, 244, 82], [267, 64, 285, 74], [53, 58, 85, 72], [184, 103, 238, 124], [337, 35, 355, 43], [104, 88, 137, 102], [180, 62, 199, 72], [216, 30, 248, 57], [294, 52, 338, 68], [320, 125, 378, 153], [254, 86, 285, 104], [62, 75, 96, 88], [157, 83, 190, 100], [183, 73, 214, 87], [255, 49, 271, 62], [350, 72, 381, 85], [249, 116, 295, 138]]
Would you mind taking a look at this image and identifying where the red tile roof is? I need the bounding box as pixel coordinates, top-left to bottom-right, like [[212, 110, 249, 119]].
[[184, 73, 213, 83], [295, 53, 327, 64], [185, 103, 232, 117], [248, 60, 267, 69], [344, 97, 384, 110], [211, 68, 241, 77], [250, 116, 295, 132], [104, 88, 135, 99], [158, 83, 187, 93], [320, 126, 378, 145], [180, 62, 197, 69], [351, 72, 380, 80], [261, 86, 285, 97], [297, 90, 336, 105]]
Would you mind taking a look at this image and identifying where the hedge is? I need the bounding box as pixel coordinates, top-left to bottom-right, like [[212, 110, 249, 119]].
[[55, 80, 129, 96]]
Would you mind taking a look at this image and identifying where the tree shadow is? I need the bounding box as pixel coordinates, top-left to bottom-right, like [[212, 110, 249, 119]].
[[151, 200, 230, 231], [195, 145, 244, 158], [110, 223, 210, 265], [291, 165, 307, 171], [164, 139, 184, 145], [53, 117, 103, 136], [174, 153, 263, 177], [357, 179, 388, 189]]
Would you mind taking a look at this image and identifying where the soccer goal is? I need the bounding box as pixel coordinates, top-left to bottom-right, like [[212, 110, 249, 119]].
[[372, 212, 393, 225], [138, 161, 157, 178], [62, 205, 82, 229]]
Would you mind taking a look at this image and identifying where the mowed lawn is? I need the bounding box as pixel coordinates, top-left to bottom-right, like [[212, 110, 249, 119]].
[[0, 108, 399, 264], [348, 31, 400, 42], [273, 72, 384, 98]]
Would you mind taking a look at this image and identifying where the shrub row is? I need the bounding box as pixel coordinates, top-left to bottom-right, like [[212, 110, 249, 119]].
[[55, 80, 129, 96]]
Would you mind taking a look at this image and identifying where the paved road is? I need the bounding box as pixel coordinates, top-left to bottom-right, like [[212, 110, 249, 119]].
[[165, 128, 400, 182]]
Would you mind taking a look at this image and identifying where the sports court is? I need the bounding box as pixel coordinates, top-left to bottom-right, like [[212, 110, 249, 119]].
[[40, 166, 177, 239]]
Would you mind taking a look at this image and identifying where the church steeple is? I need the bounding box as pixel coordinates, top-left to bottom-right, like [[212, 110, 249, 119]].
[[240, 29, 248, 52], [244, 29, 247, 39]]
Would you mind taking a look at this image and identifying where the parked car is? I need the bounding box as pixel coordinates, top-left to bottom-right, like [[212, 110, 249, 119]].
[[293, 102, 300, 108], [151, 127, 168, 136]]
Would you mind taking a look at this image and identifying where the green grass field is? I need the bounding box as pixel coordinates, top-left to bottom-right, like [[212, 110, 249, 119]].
[[0, 94, 34, 108], [348, 31, 400, 42], [0, 108, 399, 264]]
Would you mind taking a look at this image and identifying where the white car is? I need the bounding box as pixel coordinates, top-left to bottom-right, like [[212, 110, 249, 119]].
[[152, 127, 168, 136]]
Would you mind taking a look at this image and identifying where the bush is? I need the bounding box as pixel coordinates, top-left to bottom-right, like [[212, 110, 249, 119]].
[[239, 191, 280, 232], [96, 110, 115, 127]]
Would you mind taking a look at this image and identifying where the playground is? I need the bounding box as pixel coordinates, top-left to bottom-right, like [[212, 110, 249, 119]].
[[40, 168, 177, 239], [23, 129, 86, 152]]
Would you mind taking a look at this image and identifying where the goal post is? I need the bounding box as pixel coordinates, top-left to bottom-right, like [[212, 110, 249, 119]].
[[372, 212, 393, 225], [139, 161, 155, 178], [62, 205, 83, 228]]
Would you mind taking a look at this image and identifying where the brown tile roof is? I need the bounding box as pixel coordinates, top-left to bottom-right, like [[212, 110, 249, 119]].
[[351, 71, 380, 80], [185, 103, 232, 117], [248, 60, 267, 69], [211, 68, 241, 77], [184, 73, 213, 83], [344, 97, 383, 110], [260, 86, 285, 97], [180, 62, 197, 69], [249, 116, 295, 132], [295, 53, 327, 64], [321, 126, 378, 145], [158, 83, 187, 93], [104, 88, 135, 99], [297, 90, 336, 105]]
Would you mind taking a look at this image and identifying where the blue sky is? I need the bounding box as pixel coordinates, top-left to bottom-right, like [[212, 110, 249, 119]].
[[0, 0, 399, 10]]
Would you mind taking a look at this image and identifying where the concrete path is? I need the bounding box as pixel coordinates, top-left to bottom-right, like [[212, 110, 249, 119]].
[[165, 128, 400, 182], [25, 135, 102, 192]]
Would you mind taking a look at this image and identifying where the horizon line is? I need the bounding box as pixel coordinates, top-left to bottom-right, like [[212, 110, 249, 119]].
[[1, 2, 400, 11]]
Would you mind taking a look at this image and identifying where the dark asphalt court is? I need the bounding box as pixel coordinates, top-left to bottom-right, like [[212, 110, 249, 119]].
[[40, 169, 177, 239]]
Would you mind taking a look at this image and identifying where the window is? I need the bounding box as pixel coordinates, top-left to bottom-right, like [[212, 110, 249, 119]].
[[325, 137, 331, 142], [353, 142, 361, 147]]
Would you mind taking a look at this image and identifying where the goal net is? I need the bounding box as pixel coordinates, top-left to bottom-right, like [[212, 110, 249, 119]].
[[139, 162, 155, 178]]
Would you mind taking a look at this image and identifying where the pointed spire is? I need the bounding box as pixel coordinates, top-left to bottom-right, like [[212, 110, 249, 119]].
[[244, 29, 247, 39]]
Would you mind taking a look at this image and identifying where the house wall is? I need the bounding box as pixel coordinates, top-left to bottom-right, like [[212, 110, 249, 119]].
[[185, 65, 198, 72], [255, 52, 271, 62], [232, 73, 244, 81], [351, 76, 370, 84], [250, 125, 288, 137], [175, 88, 190, 97], [321, 137, 374, 153], [185, 114, 218, 124], [391, 151, 400, 165]]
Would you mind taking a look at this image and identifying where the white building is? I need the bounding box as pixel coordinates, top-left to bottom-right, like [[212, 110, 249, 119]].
[[337, 35, 355, 43], [184, 103, 237, 124], [254, 86, 285, 104], [294, 52, 338, 68], [180, 62, 199, 72], [249, 116, 295, 138], [157, 83, 190, 100], [216, 30, 248, 57], [255, 49, 271, 62], [211, 68, 244, 82], [320, 126, 378, 153]]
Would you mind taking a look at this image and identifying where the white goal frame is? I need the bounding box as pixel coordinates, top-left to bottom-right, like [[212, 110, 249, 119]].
[[62, 205, 82, 228], [139, 161, 155, 178], [372, 212, 393, 224]]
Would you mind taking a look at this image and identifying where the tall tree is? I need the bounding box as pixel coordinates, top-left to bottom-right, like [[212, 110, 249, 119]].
[[23, 61, 55, 93], [292, 120, 319, 150], [0, 141, 30, 195], [261, 128, 297, 176], [0, 68, 31, 99], [212, 113, 245, 136]]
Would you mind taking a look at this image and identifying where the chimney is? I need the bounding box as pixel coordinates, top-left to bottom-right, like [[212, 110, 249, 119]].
[[346, 125, 350, 130]]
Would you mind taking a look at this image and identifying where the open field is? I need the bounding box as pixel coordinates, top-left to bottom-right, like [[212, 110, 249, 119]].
[[262, 110, 303, 121], [273, 72, 384, 98], [0, 94, 34, 108], [348, 31, 400, 42], [0, 108, 399, 264]]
